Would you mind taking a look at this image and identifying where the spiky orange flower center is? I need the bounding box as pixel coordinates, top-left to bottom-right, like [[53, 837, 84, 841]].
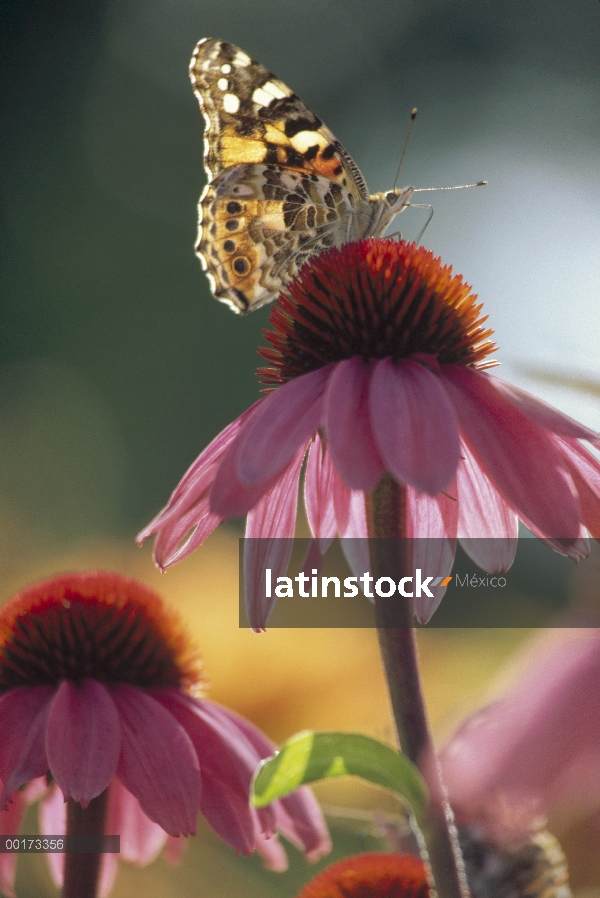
[[259, 239, 496, 386], [295, 852, 431, 898], [0, 572, 203, 693]]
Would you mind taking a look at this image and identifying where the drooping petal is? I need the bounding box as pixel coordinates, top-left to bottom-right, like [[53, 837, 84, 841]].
[[442, 365, 581, 542], [137, 403, 260, 544], [456, 440, 518, 571], [152, 495, 222, 569], [210, 702, 331, 860], [558, 437, 600, 538], [107, 777, 168, 865], [370, 358, 460, 494], [46, 680, 120, 807], [255, 831, 289, 871], [39, 778, 171, 898], [238, 366, 331, 486], [270, 788, 333, 863], [162, 835, 186, 865], [407, 487, 458, 623], [518, 514, 588, 560], [244, 444, 307, 629], [304, 434, 337, 550], [0, 790, 26, 898], [486, 375, 599, 440], [39, 784, 65, 890], [210, 434, 281, 518], [339, 488, 370, 580], [113, 685, 201, 838], [325, 358, 385, 491], [0, 686, 53, 803], [155, 692, 264, 855]]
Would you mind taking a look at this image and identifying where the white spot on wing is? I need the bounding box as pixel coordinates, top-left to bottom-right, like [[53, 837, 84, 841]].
[[234, 51, 251, 67], [262, 80, 287, 100], [220, 63, 232, 74], [290, 130, 328, 153], [217, 77, 228, 91], [252, 86, 274, 108], [252, 81, 290, 108], [223, 93, 240, 114]]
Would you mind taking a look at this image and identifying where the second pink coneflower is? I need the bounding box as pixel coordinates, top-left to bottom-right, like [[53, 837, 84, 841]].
[[0, 572, 330, 897]]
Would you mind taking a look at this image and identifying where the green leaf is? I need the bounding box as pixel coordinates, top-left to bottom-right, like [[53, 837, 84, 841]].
[[251, 731, 427, 822]]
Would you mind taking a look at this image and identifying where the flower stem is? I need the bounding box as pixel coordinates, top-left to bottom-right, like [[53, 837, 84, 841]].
[[62, 791, 108, 898], [366, 475, 468, 898]]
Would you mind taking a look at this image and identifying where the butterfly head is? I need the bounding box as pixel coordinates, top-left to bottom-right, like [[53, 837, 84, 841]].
[[367, 186, 414, 239]]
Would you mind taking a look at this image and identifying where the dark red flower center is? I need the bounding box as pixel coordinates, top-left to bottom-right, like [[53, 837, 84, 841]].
[[295, 852, 431, 898], [0, 572, 203, 693], [259, 239, 496, 386]]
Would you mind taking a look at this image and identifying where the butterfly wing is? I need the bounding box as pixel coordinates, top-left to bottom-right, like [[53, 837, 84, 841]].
[[190, 38, 373, 313]]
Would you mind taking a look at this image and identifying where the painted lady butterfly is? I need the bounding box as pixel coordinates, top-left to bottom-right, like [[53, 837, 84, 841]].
[[190, 38, 415, 314]]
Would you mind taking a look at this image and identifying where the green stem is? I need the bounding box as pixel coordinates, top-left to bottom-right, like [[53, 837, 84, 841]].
[[62, 791, 108, 898], [367, 475, 469, 898]]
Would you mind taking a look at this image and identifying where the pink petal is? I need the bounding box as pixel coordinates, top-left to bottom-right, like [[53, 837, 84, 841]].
[[137, 403, 259, 543], [442, 366, 581, 542], [456, 440, 518, 571], [269, 786, 333, 862], [207, 703, 331, 860], [23, 776, 49, 805], [254, 831, 289, 871], [487, 375, 599, 440], [339, 489, 370, 578], [237, 366, 331, 486], [442, 629, 600, 834], [244, 444, 307, 629], [163, 835, 186, 865], [520, 515, 589, 561], [154, 692, 263, 855], [558, 437, 600, 538], [0, 791, 26, 898], [39, 784, 65, 889], [210, 434, 281, 518], [298, 539, 326, 582], [371, 358, 460, 494], [138, 409, 264, 566], [107, 778, 167, 865], [98, 853, 120, 898], [407, 487, 458, 623], [304, 434, 337, 549], [325, 358, 385, 491], [152, 495, 222, 569], [0, 686, 53, 803], [46, 680, 120, 806], [113, 685, 201, 837]]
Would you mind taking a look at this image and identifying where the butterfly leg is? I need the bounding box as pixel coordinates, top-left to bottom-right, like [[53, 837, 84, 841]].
[[407, 204, 434, 244]]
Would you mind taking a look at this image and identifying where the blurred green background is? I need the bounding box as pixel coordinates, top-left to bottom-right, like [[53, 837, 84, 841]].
[[2, 0, 600, 894]]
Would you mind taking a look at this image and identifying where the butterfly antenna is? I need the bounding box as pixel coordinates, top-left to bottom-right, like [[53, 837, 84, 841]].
[[409, 179, 487, 244], [412, 180, 488, 195], [393, 107, 418, 190]]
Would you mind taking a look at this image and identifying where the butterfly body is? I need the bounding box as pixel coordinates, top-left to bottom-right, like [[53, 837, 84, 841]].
[[191, 38, 414, 313]]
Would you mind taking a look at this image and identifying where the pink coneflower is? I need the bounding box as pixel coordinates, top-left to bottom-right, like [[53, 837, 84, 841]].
[[440, 627, 600, 846], [0, 572, 330, 897], [293, 852, 430, 898], [138, 239, 600, 625]]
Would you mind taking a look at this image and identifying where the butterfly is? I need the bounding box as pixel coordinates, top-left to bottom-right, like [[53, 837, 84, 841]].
[[189, 38, 415, 314]]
